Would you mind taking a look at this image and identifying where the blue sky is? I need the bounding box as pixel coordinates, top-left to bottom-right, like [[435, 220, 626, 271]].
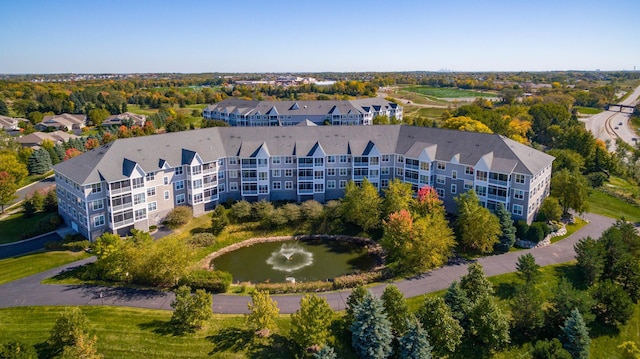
[[1, 0, 638, 73]]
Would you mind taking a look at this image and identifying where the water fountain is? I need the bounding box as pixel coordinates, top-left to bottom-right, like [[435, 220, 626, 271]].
[[266, 243, 314, 272]]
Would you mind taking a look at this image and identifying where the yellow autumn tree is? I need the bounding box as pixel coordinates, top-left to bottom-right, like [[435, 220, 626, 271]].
[[441, 116, 493, 134]]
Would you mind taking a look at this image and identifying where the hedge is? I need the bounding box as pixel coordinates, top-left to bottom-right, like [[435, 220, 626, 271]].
[[179, 270, 232, 293]]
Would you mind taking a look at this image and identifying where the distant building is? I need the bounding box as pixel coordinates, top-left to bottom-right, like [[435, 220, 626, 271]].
[[102, 112, 146, 127], [53, 125, 553, 240], [17, 131, 78, 148], [35, 113, 86, 132], [0, 115, 27, 130], [202, 98, 402, 126]]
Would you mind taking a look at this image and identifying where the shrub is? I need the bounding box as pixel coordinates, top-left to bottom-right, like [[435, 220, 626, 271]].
[[187, 233, 217, 248], [587, 172, 608, 188], [210, 206, 229, 235], [230, 200, 253, 223], [179, 270, 232, 293], [527, 222, 547, 242], [256, 281, 334, 294], [62, 240, 91, 252], [0, 341, 38, 359], [332, 271, 384, 289], [164, 206, 192, 229], [516, 220, 529, 240]]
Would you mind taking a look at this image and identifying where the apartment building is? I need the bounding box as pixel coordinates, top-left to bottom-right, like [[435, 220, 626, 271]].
[[53, 125, 553, 240], [202, 98, 403, 126]]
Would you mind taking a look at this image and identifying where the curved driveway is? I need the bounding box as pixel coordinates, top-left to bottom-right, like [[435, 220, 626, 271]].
[[0, 213, 615, 314]]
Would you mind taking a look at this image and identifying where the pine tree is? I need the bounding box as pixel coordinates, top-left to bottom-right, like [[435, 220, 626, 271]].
[[545, 278, 595, 335], [444, 280, 471, 323], [561, 308, 590, 359], [43, 188, 58, 213], [417, 295, 463, 356], [351, 292, 393, 359], [210, 205, 229, 235], [516, 253, 542, 285], [495, 202, 516, 251], [291, 294, 333, 350], [511, 283, 545, 338], [27, 148, 52, 175], [345, 285, 368, 325], [468, 295, 511, 351], [398, 319, 432, 359], [313, 345, 337, 359], [460, 263, 494, 304], [381, 285, 410, 336]]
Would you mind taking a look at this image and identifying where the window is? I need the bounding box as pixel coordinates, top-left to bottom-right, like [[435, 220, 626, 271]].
[[193, 179, 203, 189], [148, 202, 157, 212], [475, 185, 487, 197], [258, 172, 268, 181], [436, 188, 445, 197], [132, 177, 144, 189], [396, 168, 403, 176], [93, 215, 105, 227], [145, 172, 155, 181], [90, 199, 103, 211], [476, 171, 487, 181], [339, 168, 348, 176], [327, 180, 336, 189], [285, 169, 293, 177], [91, 183, 102, 193], [229, 182, 238, 191], [229, 170, 238, 178], [514, 189, 525, 200], [437, 161, 446, 170], [420, 162, 430, 171], [164, 176, 169, 185], [174, 180, 184, 190], [272, 181, 281, 190], [398, 156, 404, 163], [327, 156, 336, 163], [285, 156, 293, 164], [218, 183, 225, 192], [451, 184, 457, 194], [464, 180, 473, 190], [381, 179, 389, 188], [176, 194, 185, 204], [272, 169, 281, 177], [193, 193, 203, 203], [219, 159, 225, 166], [339, 180, 347, 189], [369, 157, 379, 165], [512, 204, 523, 216], [339, 155, 348, 163], [175, 167, 184, 176], [271, 156, 281, 164], [314, 183, 324, 193], [228, 157, 237, 165], [258, 158, 268, 167], [259, 185, 269, 194], [285, 181, 293, 190], [147, 187, 156, 197], [515, 174, 526, 184], [314, 170, 324, 180], [219, 171, 225, 180], [314, 158, 324, 166], [382, 154, 390, 162], [452, 170, 457, 179], [135, 208, 147, 220], [436, 176, 445, 185], [163, 190, 169, 200], [133, 193, 146, 205], [326, 168, 336, 176], [465, 166, 474, 175], [381, 167, 390, 175]]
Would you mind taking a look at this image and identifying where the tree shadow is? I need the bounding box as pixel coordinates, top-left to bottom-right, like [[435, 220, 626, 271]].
[[34, 341, 54, 359], [553, 263, 586, 290], [190, 226, 211, 235], [207, 327, 298, 358], [247, 333, 297, 359], [138, 319, 183, 336], [589, 320, 621, 338], [207, 327, 254, 354], [494, 282, 517, 300]]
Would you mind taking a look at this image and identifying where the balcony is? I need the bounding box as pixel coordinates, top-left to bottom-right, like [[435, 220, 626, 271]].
[[110, 201, 132, 212], [113, 218, 135, 228], [298, 188, 314, 195], [405, 163, 419, 170], [109, 186, 131, 195], [489, 178, 509, 186], [487, 194, 508, 202]]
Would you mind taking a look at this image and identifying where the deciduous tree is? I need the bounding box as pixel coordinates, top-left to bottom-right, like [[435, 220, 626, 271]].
[[170, 285, 213, 332], [382, 179, 414, 218], [442, 116, 493, 133], [467, 294, 510, 351], [417, 296, 463, 356], [247, 290, 279, 335], [291, 294, 333, 350], [46, 307, 94, 357], [0, 153, 28, 183], [551, 169, 589, 215], [381, 285, 410, 336], [455, 190, 501, 253], [341, 178, 381, 232], [0, 172, 17, 213], [591, 279, 634, 326]]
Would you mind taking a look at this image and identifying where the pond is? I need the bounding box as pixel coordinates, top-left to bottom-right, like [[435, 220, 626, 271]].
[[211, 239, 376, 283]]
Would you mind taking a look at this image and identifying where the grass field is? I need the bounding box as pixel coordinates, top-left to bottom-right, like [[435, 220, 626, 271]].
[[2, 261, 638, 358], [404, 86, 499, 99], [575, 106, 603, 115], [0, 211, 59, 244], [402, 106, 447, 126], [128, 103, 207, 128], [18, 171, 54, 190], [588, 176, 640, 224], [0, 250, 90, 285]]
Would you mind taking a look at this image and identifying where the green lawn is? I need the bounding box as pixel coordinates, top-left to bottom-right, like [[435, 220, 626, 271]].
[[0, 211, 58, 244], [404, 86, 499, 99], [0, 250, 90, 285], [575, 106, 603, 115], [588, 190, 640, 223]]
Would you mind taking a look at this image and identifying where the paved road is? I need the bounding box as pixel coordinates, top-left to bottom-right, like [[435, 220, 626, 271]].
[[0, 232, 62, 260], [0, 213, 615, 314], [583, 85, 640, 151], [11, 175, 56, 207]]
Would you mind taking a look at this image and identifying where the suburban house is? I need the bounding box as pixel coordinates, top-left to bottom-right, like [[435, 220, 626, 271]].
[[53, 125, 553, 240], [202, 98, 403, 126], [102, 112, 146, 127], [18, 131, 79, 148], [0, 115, 28, 130], [35, 113, 86, 132]]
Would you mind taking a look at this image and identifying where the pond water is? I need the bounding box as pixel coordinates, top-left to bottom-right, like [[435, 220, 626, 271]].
[[211, 239, 376, 283]]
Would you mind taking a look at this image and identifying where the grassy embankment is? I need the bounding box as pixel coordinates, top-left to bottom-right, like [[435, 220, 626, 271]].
[[403, 86, 499, 99], [588, 176, 640, 223], [0, 211, 59, 244], [0, 250, 90, 285]]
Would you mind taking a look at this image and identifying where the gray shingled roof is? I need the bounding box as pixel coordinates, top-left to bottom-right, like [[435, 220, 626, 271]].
[[203, 98, 400, 117], [54, 125, 553, 185]]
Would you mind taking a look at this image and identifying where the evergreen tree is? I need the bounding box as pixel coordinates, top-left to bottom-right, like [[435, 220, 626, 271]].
[[531, 339, 572, 359], [381, 285, 410, 336], [574, 236, 605, 286], [511, 283, 545, 338], [46, 145, 61, 165], [494, 202, 516, 251], [210, 205, 229, 235], [291, 294, 333, 350], [27, 148, 52, 175], [591, 279, 634, 326], [0, 99, 8, 116], [467, 295, 511, 351], [22, 191, 44, 217], [444, 280, 471, 323], [560, 309, 590, 359], [350, 292, 393, 359], [545, 278, 595, 334], [398, 319, 433, 359], [417, 296, 463, 356], [345, 285, 368, 325], [313, 345, 337, 359], [516, 253, 542, 285], [43, 189, 58, 213], [460, 263, 494, 304]]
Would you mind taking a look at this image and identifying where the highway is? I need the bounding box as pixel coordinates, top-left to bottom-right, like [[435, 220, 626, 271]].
[[583, 85, 640, 151]]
